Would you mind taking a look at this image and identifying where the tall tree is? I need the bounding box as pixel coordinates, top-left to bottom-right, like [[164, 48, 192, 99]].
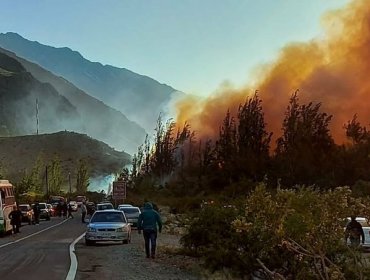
[[236, 93, 272, 181], [215, 109, 237, 185], [275, 92, 335, 186], [48, 155, 63, 195], [75, 159, 89, 194]]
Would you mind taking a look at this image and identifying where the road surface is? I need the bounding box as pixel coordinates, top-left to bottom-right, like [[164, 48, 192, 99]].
[[0, 210, 199, 280], [0, 212, 86, 280]]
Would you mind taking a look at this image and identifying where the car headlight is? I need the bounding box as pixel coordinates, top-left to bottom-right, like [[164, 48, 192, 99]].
[[87, 227, 97, 232], [116, 227, 128, 232]]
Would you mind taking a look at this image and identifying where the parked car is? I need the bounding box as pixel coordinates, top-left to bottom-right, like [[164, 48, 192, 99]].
[[118, 206, 141, 227], [19, 204, 34, 224], [47, 203, 56, 217], [69, 201, 78, 212], [85, 210, 131, 246], [36, 202, 51, 220], [117, 204, 133, 208], [345, 217, 370, 250], [96, 203, 114, 211]]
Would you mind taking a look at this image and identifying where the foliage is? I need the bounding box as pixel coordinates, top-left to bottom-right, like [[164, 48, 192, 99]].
[[275, 92, 335, 187], [75, 159, 89, 194], [47, 155, 63, 195], [15, 155, 44, 197], [181, 184, 370, 279]]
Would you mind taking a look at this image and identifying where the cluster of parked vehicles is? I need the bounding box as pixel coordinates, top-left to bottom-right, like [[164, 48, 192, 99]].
[[84, 202, 141, 246]]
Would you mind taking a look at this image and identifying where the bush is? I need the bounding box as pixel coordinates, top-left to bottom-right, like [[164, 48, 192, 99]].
[[182, 184, 370, 279]]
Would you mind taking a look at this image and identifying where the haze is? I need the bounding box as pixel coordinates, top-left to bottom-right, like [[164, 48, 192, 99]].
[[0, 0, 348, 96]]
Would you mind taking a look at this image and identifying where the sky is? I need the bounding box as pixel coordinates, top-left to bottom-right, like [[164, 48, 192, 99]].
[[0, 0, 349, 96]]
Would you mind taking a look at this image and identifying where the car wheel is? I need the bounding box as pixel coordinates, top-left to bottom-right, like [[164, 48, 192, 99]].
[[46, 215, 51, 221], [85, 239, 95, 246]]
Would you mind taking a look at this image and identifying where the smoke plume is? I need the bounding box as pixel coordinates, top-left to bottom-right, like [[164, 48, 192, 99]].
[[175, 0, 370, 145]]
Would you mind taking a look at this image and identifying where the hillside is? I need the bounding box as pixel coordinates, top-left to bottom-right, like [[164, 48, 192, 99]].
[[0, 47, 146, 154], [0, 32, 183, 132], [0, 52, 84, 136], [0, 131, 131, 190]]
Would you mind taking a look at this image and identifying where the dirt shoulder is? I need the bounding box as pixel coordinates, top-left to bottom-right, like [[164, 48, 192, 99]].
[[75, 231, 201, 280]]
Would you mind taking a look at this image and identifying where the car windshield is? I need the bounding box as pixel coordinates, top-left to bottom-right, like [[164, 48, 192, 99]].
[[19, 205, 28, 211], [38, 204, 46, 209], [98, 204, 113, 210], [120, 208, 139, 214], [91, 212, 126, 223]]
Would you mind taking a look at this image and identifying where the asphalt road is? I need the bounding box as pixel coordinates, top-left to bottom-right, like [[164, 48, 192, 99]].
[[0, 211, 86, 280]]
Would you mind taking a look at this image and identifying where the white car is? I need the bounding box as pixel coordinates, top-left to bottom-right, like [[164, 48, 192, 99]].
[[118, 206, 141, 227], [85, 210, 131, 245], [117, 204, 133, 208], [96, 203, 114, 211], [69, 201, 78, 211]]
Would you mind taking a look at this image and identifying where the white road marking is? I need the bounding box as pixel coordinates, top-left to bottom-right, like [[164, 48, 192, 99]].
[[66, 232, 85, 280], [0, 218, 70, 249]]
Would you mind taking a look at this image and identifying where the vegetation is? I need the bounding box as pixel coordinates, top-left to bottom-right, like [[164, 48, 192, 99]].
[[126, 91, 370, 278]]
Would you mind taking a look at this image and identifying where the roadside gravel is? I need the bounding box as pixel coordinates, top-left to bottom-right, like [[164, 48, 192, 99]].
[[75, 231, 201, 280]]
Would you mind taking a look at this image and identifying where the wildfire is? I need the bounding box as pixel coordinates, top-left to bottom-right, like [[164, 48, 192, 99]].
[[174, 0, 370, 145]]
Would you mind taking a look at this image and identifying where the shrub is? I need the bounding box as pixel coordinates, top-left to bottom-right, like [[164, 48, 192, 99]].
[[182, 184, 370, 279]]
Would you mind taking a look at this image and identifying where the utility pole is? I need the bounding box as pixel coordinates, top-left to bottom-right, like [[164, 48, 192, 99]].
[[36, 98, 39, 135], [45, 165, 49, 197], [68, 172, 72, 201]]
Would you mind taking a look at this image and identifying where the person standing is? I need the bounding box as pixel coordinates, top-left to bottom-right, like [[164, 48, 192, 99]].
[[345, 216, 365, 247], [81, 202, 87, 223], [67, 203, 74, 219], [137, 202, 162, 259], [9, 206, 22, 234], [33, 202, 40, 225]]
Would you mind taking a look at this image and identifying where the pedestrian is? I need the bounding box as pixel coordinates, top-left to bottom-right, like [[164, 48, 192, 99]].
[[9, 205, 22, 234], [81, 202, 87, 223], [33, 202, 40, 225], [67, 203, 74, 219], [137, 202, 162, 259], [63, 202, 68, 219], [345, 216, 365, 247]]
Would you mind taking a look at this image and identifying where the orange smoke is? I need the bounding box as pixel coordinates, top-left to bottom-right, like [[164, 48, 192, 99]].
[[175, 0, 370, 146]]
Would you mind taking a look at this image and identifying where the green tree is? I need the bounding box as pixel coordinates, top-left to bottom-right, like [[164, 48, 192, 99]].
[[48, 155, 63, 195], [76, 159, 89, 194]]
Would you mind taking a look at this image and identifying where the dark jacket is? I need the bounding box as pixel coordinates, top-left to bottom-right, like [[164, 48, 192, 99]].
[[345, 219, 365, 243], [9, 209, 22, 225], [137, 202, 162, 232]]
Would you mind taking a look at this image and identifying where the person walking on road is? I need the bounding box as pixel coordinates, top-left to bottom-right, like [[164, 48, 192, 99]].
[[81, 202, 87, 223], [345, 216, 365, 247], [8, 205, 22, 234], [33, 202, 40, 225], [137, 202, 162, 259], [67, 203, 74, 219]]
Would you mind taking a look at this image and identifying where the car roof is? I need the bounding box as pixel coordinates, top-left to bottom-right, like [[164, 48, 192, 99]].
[[118, 206, 139, 209], [93, 209, 123, 214]]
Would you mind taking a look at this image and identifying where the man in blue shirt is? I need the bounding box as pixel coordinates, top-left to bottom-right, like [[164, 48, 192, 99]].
[[137, 202, 162, 259]]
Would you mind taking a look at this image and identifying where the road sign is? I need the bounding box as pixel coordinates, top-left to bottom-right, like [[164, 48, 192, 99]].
[[112, 180, 126, 199]]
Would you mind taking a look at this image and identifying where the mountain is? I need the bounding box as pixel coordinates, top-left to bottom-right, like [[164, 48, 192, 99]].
[[0, 32, 183, 132], [0, 51, 84, 135], [0, 47, 146, 154], [0, 131, 131, 190]]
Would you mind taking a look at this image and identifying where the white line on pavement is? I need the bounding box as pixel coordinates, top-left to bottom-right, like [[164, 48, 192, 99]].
[[66, 232, 85, 280], [0, 218, 70, 249]]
